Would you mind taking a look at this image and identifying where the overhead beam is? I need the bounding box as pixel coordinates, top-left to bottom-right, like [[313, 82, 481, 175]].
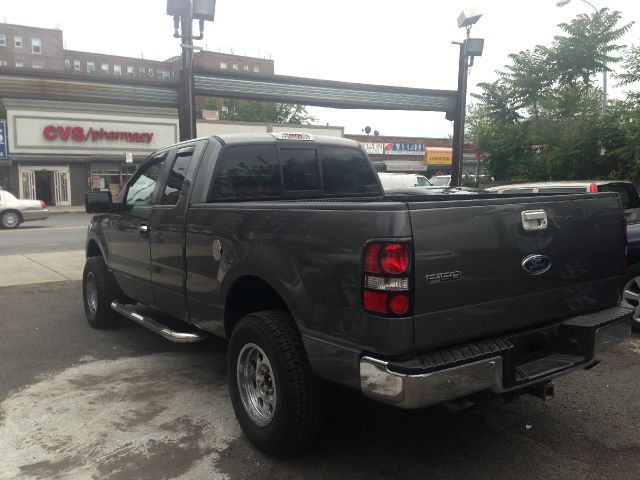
[[0, 70, 178, 107], [194, 71, 457, 112], [0, 69, 457, 113]]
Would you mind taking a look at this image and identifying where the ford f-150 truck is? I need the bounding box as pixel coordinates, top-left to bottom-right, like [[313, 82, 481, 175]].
[[83, 133, 631, 455]]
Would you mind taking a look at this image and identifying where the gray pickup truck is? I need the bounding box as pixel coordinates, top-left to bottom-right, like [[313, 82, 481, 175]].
[[84, 133, 631, 455]]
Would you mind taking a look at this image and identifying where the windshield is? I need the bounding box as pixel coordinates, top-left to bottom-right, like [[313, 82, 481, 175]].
[[416, 176, 432, 186], [429, 176, 450, 186]]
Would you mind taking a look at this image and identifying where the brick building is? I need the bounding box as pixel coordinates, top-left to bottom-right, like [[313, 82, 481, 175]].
[[0, 22, 274, 82]]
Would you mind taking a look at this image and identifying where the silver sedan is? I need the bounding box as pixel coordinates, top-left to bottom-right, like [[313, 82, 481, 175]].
[[0, 189, 50, 229]]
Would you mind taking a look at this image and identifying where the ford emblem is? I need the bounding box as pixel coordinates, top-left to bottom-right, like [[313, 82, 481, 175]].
[[521, 254, 551, 275]]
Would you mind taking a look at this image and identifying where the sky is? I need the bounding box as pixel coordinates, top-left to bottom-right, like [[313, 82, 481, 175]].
[[2, 0, 639, 138]]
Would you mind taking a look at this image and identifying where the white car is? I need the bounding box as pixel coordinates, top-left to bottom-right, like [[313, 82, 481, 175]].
[[485, 181, 640, 223], [377, 173, 431, 190], [0, 189, 50, 229]]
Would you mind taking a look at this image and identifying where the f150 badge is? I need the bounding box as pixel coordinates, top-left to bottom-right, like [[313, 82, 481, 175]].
[[521, 254, 551, 275], [426, 271, 461, 285]]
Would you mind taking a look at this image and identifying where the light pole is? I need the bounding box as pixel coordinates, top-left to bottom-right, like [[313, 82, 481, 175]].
[[167, 0, 216, 140], [556, 0, 607, 112], [450, 8, 484, 187]]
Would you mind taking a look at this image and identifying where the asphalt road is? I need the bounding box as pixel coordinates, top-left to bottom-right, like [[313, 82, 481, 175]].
[[1, 280, 639, 480], [0, 213, 91, 255]]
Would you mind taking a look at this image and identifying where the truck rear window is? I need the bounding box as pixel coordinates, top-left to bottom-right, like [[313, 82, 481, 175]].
[[210, 145, 282, 199], [209, 144, 381, 201], [319, 147, 380, 196], [598, 184, 640, 209]]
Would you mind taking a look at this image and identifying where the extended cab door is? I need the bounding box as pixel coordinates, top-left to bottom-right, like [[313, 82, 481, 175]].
[[109, 151, 169, 306], [149, 141, 203, 320]]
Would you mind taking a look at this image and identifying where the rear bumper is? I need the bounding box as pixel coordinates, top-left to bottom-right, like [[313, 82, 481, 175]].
[[360, 306, 632, 409], [21, 209, 49, 221]]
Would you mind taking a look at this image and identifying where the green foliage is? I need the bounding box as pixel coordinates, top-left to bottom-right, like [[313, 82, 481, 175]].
[[200, 97, 317, 125], [469, 8, 640, 183]]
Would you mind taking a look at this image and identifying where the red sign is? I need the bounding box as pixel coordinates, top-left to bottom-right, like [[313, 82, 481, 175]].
[[43, 125, 154, 144]]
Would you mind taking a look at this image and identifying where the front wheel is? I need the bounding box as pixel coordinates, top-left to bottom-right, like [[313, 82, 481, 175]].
[[82, 256, 121, 329], [228, 311, 324, 456], [1, 210, 21, 229]]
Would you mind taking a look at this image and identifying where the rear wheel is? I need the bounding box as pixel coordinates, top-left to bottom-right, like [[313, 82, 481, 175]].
[[1, 210, 21, 229], [228, 311, 324, 455], [622, 273, 640, 332], [82, 256, 121, 329]]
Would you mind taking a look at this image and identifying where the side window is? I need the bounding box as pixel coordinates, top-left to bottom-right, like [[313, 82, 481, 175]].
[[319, 147, 380, 195], [126, 154, 167, 208], [210, 145, 281, 200], [281, 148, 320, 192], [161, 147, 194, 205]]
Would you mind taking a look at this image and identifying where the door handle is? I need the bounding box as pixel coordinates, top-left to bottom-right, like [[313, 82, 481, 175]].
[[521, 210, 548, 231], [139, 224, 149, 237]]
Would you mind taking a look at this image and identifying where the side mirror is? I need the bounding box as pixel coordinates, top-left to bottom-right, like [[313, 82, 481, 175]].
[[85, 191, 112, 214]]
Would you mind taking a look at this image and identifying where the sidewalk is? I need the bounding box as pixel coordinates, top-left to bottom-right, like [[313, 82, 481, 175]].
[[0, 251, 84, 287], [47, 206, 86, 214]]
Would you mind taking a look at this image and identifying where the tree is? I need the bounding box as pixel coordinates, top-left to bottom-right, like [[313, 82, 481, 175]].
[[468, 8, 636, 182], [200, 97, 317, 125]]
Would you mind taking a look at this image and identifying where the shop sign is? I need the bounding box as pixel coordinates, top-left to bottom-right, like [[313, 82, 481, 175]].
[[463, 152, 479, 162], [0, 120, 6, 159], [425, 147, 452, 165], [43, 125, 154, 144], [384, 143, 425, 155], [361, 142, 384, 154], [384, 160, 427, 172]]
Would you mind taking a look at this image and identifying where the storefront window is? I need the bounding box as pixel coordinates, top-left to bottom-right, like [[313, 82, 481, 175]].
[[89, 163, 138, 201]]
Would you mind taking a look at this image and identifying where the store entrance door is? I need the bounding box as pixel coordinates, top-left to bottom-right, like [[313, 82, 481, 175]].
[[19, 166, 71, 206]]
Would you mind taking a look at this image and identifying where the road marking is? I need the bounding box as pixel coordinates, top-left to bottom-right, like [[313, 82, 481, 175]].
[[0, 226, 87, 233]]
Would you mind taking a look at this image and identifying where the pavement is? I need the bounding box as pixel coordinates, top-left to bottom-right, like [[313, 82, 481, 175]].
[[0, 250, 84, 286], [47, 205, 87, 214]]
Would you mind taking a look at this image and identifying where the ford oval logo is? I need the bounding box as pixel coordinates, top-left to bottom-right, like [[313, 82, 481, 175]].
[[521, 254, 551, 275]]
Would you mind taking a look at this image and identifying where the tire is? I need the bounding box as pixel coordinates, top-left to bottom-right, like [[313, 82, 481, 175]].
[[82, 256, 121, 329], [1, 210, 21, 229], [622, 271, 640, 332], [228, 310, 324, 456]]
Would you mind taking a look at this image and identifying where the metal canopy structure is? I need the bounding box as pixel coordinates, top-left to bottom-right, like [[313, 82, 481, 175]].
[[194, 71, 457, 112], [0, 69, 457, 114]]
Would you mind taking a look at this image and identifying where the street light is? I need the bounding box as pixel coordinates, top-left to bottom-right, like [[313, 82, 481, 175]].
[[556, 0, 607, 112], [450, 8, 484, 187], [167, 0, 217, 140]]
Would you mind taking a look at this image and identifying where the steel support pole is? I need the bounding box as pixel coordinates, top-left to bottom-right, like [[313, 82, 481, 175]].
[[451, 41, 467, 187], [179, 1, 197, 141]]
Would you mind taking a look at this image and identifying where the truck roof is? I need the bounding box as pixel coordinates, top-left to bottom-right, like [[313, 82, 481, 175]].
[[214, 133, 360, 149]]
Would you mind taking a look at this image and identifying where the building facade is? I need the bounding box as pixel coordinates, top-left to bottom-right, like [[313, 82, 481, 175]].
[[0, 99, 344, 206], [0, 22, 274, 82], [345, 134, 482, 178]]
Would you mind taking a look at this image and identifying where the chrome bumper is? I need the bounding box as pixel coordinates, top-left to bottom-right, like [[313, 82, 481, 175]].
[[360, 314, 630, 409]]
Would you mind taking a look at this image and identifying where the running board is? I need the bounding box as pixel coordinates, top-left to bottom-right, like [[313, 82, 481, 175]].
[[110, 300, 209, 343]]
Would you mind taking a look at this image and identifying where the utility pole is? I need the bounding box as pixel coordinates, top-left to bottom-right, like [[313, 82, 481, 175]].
[[168, 0, 216, 141], [181, 2, 196, 141]]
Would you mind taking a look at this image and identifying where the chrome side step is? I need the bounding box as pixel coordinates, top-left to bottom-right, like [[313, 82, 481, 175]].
[[110, 300, 209, 343]]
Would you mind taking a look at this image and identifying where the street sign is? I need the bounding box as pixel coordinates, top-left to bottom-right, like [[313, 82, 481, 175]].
[[0, 120, 7, 159], [125, 152, 133, 164]]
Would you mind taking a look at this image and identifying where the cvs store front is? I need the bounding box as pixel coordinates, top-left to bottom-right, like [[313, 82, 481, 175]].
[[2, 99, 179, 206]]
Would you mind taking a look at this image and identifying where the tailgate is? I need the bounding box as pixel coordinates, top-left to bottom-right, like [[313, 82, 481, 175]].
[[409, 193, 623, 351]]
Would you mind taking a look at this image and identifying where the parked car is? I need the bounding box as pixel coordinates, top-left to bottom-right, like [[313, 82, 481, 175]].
[[428, 174, 451, 187], [0, 189, 49, 229], [485, 181, 640, 223], [377, 173, 431, 189], [83, 133, 630, 455]]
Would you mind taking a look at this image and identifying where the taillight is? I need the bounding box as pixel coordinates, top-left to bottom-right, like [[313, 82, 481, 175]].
[[362, 241, 412, 316], [589, 182, 598, 193], [40, 200, 46, 209], [380, 243, 410, 274]]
